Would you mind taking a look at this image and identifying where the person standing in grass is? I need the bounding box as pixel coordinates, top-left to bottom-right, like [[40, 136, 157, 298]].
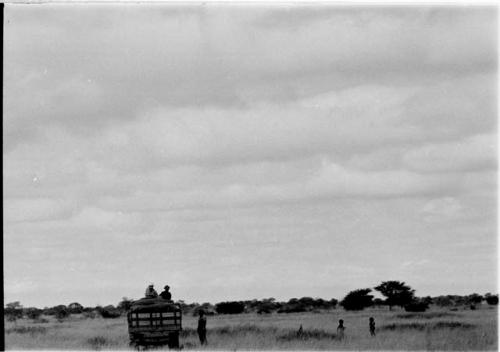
[[369, 317, 376, 336], [336, 319, 345, 339], [197, 310, 207, 345]]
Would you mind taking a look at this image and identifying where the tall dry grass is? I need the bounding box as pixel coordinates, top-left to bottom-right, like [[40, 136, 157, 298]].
[[5, 306, 497, 350]]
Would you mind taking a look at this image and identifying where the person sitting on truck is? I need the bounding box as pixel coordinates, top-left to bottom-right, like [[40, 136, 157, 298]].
[[160, 285, 172, 300], [145, 284, 158, 298]]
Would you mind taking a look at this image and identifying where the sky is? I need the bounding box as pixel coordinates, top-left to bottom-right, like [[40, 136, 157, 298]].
[[3, 4, 498, 309]]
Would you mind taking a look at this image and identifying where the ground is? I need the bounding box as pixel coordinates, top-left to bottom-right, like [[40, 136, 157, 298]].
[[5, 306, 498, 350]]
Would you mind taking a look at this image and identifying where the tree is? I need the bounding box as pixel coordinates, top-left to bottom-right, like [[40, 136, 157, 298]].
[[6, 301, 22, 310], [485, 293, 498, 305], [374, 281, 415, 310], [117, 297, 134, 312], [5, 301, 23, 322], [329, 298, 338, 309], [215, 301, 245, 314], [68, 302, 84, 314], [433, 295, 453, 307], [340, 289, 374, 311]]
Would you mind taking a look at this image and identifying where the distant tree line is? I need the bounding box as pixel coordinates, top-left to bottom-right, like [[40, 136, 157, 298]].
[[338, 281, 498, 312], [5, 285, 498, 321]]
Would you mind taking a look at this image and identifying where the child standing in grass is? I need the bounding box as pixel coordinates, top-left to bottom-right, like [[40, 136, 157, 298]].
[[369, 317, 376, 336], [336, 319, 345, 339], [197, 310, 207, 345]]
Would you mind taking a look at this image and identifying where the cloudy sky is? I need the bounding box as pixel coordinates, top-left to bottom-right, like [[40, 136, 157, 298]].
[[4, 4, 497, 308]]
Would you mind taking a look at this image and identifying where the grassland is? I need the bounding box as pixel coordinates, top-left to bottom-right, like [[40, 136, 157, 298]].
[[5, 306, 497, 350]]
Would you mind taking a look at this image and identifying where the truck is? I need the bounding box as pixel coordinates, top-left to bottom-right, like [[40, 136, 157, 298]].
[[127, 298, 182, 348]]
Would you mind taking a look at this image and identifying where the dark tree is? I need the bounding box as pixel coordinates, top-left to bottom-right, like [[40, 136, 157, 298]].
[[374, 281, 415, 310], [466, 294, 483, 305], [340, 289, 374, 311], [404, 299, 429, 312], [215, 301, 245, 314], [485, 293, 498, 305]]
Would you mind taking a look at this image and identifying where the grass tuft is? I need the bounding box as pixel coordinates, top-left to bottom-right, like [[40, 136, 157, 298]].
[[87, 336, 108, 350], [6, 326, 47, 335], [433, 321, 475, 329], [278, 328, 338, 341], [381, 321, 475, 331], [380, 322, 427, 331], [396, 312, 460, 319]]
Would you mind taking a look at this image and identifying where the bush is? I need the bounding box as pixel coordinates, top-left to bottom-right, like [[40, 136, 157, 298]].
[[98, 305, 121, 318], [83, 311, 98, 319], [44, 305, 68, 316], [117, 297, 134, 312], [55, 307, 70, 320], [404, 301, 429, 312], [5, 308, 23, 321], [277, 304, 308, 314], [25, 308, 43, 320], [340, 289, 373, 311], [215, 301, 245, 314]]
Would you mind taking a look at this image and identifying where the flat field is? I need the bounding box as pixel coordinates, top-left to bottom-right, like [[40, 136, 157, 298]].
[[5, 306, 498, 350]]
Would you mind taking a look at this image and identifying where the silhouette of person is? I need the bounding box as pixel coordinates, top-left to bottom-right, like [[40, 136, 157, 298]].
[[197, 310, 207, 345], [337, 319, 345, 339], [160, 285, 172, 300], [145, 284, 158, 298], [369, 317, 376, 336], [297, 324, 303, 337]]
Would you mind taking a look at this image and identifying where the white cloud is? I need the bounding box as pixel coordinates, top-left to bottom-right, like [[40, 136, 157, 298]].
[[420, 197, 463, 222], [4, 198, 75, 223], [4, 6, 496, 148], [403, 133, 497, 173]]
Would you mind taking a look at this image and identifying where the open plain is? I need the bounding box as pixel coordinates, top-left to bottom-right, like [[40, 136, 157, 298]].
[[5, 306, 497, 350]]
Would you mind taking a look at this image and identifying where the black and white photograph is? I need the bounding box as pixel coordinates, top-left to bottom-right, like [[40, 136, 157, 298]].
[[3, 2, 498, 350]]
